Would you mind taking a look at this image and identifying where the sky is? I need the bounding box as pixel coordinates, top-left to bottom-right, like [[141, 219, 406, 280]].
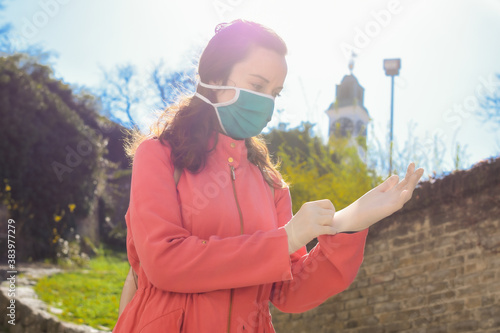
[[3, 0, 500, 175]]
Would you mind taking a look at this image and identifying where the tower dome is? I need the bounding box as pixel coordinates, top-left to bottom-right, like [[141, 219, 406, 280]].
[[325, 59, 370, 161]]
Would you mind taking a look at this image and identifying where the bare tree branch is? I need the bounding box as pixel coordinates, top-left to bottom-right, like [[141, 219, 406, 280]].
[[149, 60, 196, 107], [478, 73, 500, 128], [97, 63, 141, 129], [95, 58, 196, 130]]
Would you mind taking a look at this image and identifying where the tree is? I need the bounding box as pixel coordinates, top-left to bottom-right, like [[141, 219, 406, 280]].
[[478, 73, 500, 128], [97, 63, 142, 129], [0, 0, 12, 36], [150, 59, 196, 107], [0, 54, 107, 261], [263, 122, 381, 214], [0, 0, 15, 54], [0, 1, 58, 65], [96, 60, 196, 129]]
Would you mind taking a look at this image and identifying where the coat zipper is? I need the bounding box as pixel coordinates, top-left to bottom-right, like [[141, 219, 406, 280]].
[[230, 164, 244, 234], [227, 164, 244, 332], [227, 289, 234, 333]]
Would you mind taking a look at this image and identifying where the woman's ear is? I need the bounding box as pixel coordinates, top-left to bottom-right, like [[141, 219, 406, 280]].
[[208, 79, 223, 86], [207, 80, 223, 96]]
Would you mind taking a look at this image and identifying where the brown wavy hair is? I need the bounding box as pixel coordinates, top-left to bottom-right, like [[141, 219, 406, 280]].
[[124, 19, 288, 188]]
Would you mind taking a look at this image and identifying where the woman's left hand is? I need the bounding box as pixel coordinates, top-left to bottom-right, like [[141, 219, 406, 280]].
[[333, 162, 424, 233]]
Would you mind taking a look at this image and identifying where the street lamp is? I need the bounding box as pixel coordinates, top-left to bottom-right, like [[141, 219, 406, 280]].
[[383, 58, 401, 176]]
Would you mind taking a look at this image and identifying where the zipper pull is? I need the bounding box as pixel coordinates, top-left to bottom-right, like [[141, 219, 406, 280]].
[[230, 165, 236, 180]]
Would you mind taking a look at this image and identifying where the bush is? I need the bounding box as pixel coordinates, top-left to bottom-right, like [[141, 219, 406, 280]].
[[0, 54, 106, 261]]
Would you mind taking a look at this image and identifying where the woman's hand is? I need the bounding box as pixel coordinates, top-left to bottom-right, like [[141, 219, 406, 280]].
[[333, 162, 424, 233], [284, 199, 339, 254], [283, 163, 423, 254]]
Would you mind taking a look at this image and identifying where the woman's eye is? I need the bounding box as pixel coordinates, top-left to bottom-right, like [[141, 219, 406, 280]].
[[251, 83, 263, 91]]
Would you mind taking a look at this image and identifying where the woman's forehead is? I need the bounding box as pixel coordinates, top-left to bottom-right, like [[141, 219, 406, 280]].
[[230, 46, 287, 86]]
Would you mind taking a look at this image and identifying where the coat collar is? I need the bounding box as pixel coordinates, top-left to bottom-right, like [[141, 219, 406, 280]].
[[208, 131, 248, 168]]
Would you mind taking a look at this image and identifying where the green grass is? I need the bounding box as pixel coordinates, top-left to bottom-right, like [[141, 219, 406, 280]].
[[33, 249, 130, 331]]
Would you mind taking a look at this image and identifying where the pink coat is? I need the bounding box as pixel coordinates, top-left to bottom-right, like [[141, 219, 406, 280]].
[[112, 131, 368, 333]]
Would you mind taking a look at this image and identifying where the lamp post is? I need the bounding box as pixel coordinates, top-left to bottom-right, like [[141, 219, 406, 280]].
[[383, 58, 401, 176]]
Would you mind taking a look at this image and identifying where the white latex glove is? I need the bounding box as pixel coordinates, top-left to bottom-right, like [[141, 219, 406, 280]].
[[284, 199, 338, 254], [333, 162, 424, 233]]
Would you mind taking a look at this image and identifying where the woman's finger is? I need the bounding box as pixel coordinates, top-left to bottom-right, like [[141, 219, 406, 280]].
[[399, 189, 410, 203], [312, 199, 335, 210], [401, 168, 424, 202], [378, 175, 399, 192], [395, 175, 409, 191], [320, 225, 339, 236], [317, 209, 334, 223], [395, 162, 416, 191], [397, 164, 424, 192], [406, 162, 415, 179], [409, 168, 424, 189], [317, 207, 336, 216], [319, 214, 335, 226]]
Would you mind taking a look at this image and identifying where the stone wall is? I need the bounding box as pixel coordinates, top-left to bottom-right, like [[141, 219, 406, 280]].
[[271, 158, 500, 332], [0, 264, 109, 333]]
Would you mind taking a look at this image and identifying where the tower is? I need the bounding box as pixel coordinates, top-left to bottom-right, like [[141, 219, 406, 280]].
[[325, 55, 370, 161]]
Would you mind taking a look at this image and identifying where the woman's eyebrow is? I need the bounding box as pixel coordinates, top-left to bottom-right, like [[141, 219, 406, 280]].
[[249, 74, 269, 83]]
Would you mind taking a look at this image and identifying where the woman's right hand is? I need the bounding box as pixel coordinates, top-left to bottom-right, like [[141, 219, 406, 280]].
[[284, 199, 338, 254]]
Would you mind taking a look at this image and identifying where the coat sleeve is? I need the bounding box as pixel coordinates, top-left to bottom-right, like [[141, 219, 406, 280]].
[[270, 184, 368, 313], [127, 138, 294, 293]]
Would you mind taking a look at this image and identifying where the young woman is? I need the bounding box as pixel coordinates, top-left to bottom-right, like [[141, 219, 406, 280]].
[[112, 19, 423, 333]]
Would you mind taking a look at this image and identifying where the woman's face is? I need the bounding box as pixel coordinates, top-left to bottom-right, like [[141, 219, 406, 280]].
[[213, 45, 288, 103]]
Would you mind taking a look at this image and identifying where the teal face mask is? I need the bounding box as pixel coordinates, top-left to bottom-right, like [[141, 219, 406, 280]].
[[194, 81, 275, 140]]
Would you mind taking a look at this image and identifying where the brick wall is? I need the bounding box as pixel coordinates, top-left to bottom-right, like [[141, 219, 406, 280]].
[[271, 158, 500, 332]]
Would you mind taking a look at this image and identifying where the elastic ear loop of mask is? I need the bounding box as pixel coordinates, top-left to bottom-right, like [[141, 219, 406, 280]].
[[198, 81, 276, 101], [194, 91, 229, 136]]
